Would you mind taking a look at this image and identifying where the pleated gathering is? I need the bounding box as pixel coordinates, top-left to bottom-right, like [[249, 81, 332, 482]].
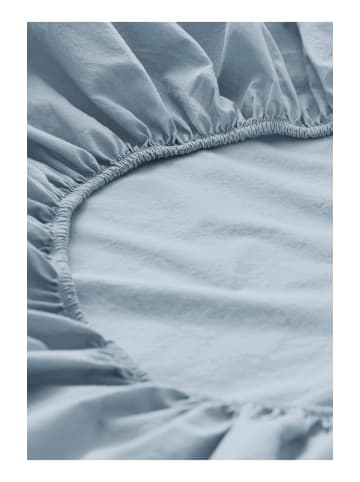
[[27, 22, 333, 459]]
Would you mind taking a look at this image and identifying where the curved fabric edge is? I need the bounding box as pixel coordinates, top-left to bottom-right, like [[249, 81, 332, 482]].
[[29, 119, 333, 459], [27, 381, 332, 459], [50, 119, 333, 322]]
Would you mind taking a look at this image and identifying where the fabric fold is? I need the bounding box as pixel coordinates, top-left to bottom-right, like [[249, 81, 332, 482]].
[[27, 22, 333, 459]]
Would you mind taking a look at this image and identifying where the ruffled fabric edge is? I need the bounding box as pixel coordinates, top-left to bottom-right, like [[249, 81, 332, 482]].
[[28, 119, 332, 459], [28, 22, 333, 151], [51, 118, 333, 322], [28, 381, 332, 459]]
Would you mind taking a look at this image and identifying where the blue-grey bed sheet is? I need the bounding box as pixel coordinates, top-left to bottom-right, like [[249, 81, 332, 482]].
[[27, 22, 333, 459]]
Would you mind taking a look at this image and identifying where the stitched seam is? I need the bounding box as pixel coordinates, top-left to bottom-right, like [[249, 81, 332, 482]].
[[50, 118, 332, 322], [47, 119, 333, 412]]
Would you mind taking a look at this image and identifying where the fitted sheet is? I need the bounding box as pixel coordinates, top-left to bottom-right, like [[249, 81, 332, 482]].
[[27, 22, 333, 459], [70, 136, 332, 406]]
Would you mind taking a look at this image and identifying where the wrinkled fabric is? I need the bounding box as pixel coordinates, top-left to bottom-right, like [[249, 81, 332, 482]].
[[27, 22, 333, 459], [70, 136, 332, 406]]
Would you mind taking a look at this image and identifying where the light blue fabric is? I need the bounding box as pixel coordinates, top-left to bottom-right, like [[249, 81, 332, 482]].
[[70, 136, 332, 406], [27, 22, 333, 459]]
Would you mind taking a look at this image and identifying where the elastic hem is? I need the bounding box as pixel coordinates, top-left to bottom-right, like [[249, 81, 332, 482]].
[[47, 118, 334, 394], [224, 401, 332, 431], [50, 118, 332, 322]]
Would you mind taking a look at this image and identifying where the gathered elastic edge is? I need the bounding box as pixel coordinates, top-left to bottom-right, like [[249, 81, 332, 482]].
[[48, 119, 333, 418], [50, 119, 332, 321]]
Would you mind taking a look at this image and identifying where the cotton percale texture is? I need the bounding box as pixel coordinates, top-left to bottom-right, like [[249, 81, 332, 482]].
[[27, 22, 333, 459]]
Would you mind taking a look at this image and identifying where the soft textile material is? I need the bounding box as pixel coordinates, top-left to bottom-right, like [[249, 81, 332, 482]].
[[70, 136, 332, 406], [27, 22, 333, 459]]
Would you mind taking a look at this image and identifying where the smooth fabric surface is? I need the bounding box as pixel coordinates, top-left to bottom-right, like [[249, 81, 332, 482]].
[[27, 22, 333, 459], [70, 136, 332, 405]]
